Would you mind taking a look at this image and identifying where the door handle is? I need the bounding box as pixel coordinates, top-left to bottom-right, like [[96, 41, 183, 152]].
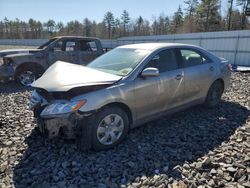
[[175, 74, 183, 80], [209, 66, 214, 71]]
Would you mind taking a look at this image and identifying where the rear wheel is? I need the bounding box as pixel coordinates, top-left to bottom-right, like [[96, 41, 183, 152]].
[[204, 81, 224, 107]]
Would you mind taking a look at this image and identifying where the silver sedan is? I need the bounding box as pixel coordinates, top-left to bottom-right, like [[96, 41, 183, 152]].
[[30, 43, 231, 150]]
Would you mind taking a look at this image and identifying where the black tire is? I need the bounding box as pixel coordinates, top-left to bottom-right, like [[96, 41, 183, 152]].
[[78, 106, 129, 151], [204, 81, 224, 108], [16, 65, 43, 86]]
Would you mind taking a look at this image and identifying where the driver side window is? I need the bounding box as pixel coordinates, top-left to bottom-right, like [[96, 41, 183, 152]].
[[53, 41, 63, 52], [146, 49, 179, 73], [52, 40, 77, 52], [65, 41, 76, 51]]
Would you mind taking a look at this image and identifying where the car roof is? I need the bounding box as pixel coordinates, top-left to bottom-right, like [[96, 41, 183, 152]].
[[118, 43, 199, 51], [50, 36, 99, 40]]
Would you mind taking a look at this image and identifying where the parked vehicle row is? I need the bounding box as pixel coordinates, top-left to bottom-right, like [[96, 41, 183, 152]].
[[29, 43, 231, 150]]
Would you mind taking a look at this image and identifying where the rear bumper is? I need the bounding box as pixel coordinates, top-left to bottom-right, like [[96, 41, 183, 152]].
[[0, 65, 15, 83]]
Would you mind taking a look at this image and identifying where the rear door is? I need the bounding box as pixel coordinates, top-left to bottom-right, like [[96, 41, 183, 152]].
[[78, 40, 102, 65], [177, 48, 217, 104]]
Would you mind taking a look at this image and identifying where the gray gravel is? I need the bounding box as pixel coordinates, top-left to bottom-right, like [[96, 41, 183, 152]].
[[0, 72, 249, 188]]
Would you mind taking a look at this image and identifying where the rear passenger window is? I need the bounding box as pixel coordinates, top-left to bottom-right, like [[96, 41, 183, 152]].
[[147, 49, 178, 73], [79, 40, 96, 52], [88, 41, 97, 51], [180, 49, 211, 67]]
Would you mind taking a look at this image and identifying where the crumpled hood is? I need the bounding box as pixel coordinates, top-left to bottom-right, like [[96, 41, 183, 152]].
[[0, 49, 41, 57], [31, 61, 122, 92]]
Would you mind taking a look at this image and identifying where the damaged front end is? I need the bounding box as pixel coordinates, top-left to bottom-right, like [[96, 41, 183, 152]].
[[29, 84, 111, 140], [36, 113, 83, 139]]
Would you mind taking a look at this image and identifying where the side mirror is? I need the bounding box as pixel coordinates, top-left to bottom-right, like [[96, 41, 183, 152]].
[[141, 67, 159, 78]]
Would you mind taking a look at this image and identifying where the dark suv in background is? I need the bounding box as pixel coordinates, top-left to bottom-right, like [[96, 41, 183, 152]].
[[0, 36, 104, 86]]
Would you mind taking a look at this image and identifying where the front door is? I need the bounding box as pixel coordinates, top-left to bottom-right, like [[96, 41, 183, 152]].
[[134, 74, 162, 121], [156, 49, 184, 110], [134, 48, 184, 121], [48, 40, 79, 65]]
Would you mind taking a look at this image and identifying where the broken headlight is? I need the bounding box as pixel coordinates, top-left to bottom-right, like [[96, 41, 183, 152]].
[[40, 99, 86, 117]]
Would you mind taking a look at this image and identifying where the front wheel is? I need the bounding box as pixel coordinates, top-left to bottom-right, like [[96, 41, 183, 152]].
[[78, 106, 129, 151], [16, 66, 42, 86], [93, 107, 129, 150], [204, 81, 224, 108]]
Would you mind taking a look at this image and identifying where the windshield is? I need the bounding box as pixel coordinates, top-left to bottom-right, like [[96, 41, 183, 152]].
[[87, 48, 150, 76], [37, 38, 57, 49]]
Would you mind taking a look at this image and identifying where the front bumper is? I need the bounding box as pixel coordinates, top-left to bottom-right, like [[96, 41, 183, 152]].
[[30, 90, 95, 150], [36, 111, 94, 150], [37, 113, 83, 139], [0, 65, 15, 83]]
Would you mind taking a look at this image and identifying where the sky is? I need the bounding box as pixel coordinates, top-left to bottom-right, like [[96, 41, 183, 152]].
[[0, 0, 230, 24]]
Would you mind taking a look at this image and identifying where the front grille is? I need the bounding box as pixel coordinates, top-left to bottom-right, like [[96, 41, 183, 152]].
[[35, 84, 111, 101], [36, 88, 75, 101]]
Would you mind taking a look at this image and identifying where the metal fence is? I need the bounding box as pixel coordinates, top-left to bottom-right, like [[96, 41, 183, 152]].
[[117, 30, 250, 66], [0, 30, 250, 66]]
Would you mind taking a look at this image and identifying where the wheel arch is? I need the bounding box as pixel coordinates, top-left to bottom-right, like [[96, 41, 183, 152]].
[[213, 78, 225, 92], [100, 102, 133, 126]]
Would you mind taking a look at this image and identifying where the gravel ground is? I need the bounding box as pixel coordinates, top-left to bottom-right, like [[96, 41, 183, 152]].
[[0, 71, 249, 188]]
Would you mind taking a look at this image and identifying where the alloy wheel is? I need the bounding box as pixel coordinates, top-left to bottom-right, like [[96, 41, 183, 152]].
[[97, 114, 124, 145], [19, 71, 36, 86]]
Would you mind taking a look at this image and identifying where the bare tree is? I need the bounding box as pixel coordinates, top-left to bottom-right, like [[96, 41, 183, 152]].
[[228, 0, 234, 30]]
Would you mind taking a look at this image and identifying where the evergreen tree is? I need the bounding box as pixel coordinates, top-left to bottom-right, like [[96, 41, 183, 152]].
[[56, 22, 64, 33], [184, 0, 199, 17], [44, 19, 56, 36], [172, 6, 184, 33], [103, 11, 115, 39], [120, 10, 130, 35], [196, 0, 221, 32], [83, 18, 91, 36]]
